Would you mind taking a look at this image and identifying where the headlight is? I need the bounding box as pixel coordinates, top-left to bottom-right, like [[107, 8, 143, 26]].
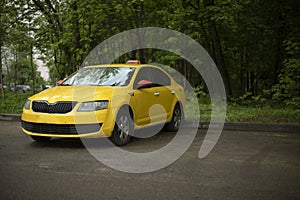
[[78, 101, 108, 112], [24, 100, 31, 110]]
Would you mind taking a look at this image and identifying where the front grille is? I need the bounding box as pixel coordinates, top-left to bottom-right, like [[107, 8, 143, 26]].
[[22, 121, 101, 135], [32, 101, 77, 114]]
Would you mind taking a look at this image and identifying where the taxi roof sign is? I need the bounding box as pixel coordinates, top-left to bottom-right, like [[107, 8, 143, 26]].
[[126, 60, 141, 64]]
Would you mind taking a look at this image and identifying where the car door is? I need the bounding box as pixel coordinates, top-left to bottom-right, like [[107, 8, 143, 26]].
[[130, 67, 160, 126], [149, 67, 174, 121]]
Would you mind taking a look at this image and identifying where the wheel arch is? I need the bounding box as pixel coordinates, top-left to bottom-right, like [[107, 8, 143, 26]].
[[174, 100, 185, 120], [117, 104, 134, 120]]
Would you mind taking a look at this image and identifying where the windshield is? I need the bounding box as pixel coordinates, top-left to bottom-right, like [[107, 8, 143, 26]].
[[61, 67, 136, 86]]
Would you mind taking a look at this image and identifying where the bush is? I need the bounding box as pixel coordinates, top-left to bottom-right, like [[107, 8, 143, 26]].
[[0, 92, 32, 114]]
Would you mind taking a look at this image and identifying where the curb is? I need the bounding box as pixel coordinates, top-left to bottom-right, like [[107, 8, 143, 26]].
[[0, 114, 22, 122], [1, 114, 299, 133], [199, 121, 299, 133]]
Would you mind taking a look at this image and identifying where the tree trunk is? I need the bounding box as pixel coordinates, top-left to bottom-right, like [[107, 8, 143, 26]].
[[0, 1, 5, 100], [0, 43, 4, 100], [30, 42, 35, 95], [274, 7, 287, 85], [14, 50, 18, 92], [203, 0, 232, 96]]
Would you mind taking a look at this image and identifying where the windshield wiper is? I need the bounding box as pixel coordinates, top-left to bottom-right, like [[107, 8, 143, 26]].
[[88, 84, 100, 86], [88, 84, 117, 86]]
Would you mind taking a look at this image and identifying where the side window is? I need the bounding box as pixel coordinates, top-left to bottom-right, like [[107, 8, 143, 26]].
[[150, 68, 171, 86], [133, 67, 171, 89], [133, 68, 151, 89]]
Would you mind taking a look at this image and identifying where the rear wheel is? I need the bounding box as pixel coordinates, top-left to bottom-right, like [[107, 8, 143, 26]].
[[165, 104, 182, 132], [109, 108, 133, 146], [31, 136, 51, 142]]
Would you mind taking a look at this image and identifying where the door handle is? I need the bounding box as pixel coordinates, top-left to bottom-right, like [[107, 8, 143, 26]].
[[154, 92, 160, 96]]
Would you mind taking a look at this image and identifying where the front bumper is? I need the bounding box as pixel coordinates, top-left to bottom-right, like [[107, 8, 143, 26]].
[[21, 108, 116, 138], [22, 121, 102, 135]]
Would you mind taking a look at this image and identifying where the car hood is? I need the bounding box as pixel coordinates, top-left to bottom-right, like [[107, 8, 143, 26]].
[[29, 86, 121, 103]]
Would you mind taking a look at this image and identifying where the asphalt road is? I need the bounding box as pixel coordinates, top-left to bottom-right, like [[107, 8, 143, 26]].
[[0, 121, 299, 200]]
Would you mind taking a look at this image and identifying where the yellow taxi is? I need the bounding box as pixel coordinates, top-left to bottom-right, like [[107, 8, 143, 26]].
[[21, 62, 186, 145]]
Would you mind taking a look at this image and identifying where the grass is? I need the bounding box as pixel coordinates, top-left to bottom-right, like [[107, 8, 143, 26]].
[[225, 103, 300, 124], [0, 91, 299, 125], [0, 91, 32, 114], [187, 95, 300, 125]]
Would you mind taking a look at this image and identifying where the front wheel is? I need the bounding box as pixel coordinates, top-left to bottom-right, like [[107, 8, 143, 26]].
[[165, 104, 183, 132], [109, 108, 133, 146]]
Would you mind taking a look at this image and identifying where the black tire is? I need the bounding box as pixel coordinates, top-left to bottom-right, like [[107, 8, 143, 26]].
[[109, 108, 133, 146], [165, 104, 183, 132], [31, 136, 51, 142]]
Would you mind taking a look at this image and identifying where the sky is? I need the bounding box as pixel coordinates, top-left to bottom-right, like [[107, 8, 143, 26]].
[[35, 59, 49, 81]]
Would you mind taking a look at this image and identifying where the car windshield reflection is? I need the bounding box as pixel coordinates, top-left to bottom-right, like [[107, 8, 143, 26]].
[[62, 67, 135, 86]]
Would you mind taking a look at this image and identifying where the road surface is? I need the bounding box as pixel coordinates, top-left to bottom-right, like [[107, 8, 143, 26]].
[[0, 121, 299, 200]]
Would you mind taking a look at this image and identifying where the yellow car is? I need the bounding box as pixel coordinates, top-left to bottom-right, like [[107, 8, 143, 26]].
[[21, 62, 186, 145]]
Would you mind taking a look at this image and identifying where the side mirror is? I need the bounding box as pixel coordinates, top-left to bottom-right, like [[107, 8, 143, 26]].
[[56, 80, 64, 86], [138, 80, 153, 88]]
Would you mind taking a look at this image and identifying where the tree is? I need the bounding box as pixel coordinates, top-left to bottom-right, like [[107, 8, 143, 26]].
[[4, 0, 298, 104]]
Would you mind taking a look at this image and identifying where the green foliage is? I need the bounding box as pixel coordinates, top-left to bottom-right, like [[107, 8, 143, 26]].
[[2, 0, 300, 114], [266, 41, 300, 108], [185, 86, 211, 121], [0, 92, 31, 114], [0, 1, 46, 96], [186, 86, 300, 124], [226, 103, 300, 125]]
